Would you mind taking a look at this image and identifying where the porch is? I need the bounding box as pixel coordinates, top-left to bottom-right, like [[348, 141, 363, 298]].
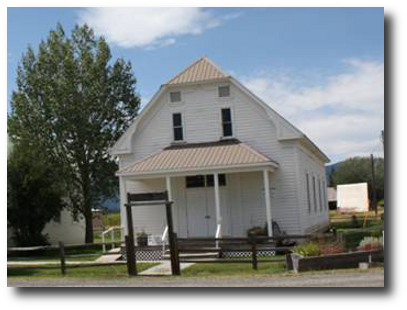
[[117, 139, 279, 241]]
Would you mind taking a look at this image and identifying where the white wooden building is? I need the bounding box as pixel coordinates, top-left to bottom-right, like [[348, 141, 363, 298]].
[[111, 57, 330, 241]]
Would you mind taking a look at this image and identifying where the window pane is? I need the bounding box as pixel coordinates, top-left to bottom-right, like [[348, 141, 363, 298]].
[[218, 86, 230, 97], [174, 127, 183, 141], [223, 123, 233, 137], [170, 91, 181, 102], [312, 177, 318, 213], [186, 176, 205, 188], [206, 174, 227, 187], [306, 173, 311, 213], [172, 113, 182, 127], [221, 108, 231, 122]]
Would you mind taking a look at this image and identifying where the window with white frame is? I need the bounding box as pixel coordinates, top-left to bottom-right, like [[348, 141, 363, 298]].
[[312, 176, 317, 212], [170, 91, 181, 103], [306, 173, 311, 214], [221, 108, 233, 137], [218, 86, 230, 97], [318, 178, 323, 212], [172, 113, 183, 141]]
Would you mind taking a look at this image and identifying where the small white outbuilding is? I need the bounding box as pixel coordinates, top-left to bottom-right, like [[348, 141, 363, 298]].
[[337, 182, 370, 212]]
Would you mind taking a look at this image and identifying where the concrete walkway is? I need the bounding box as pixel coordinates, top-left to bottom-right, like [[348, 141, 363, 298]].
[[139, 261, 195, 276]]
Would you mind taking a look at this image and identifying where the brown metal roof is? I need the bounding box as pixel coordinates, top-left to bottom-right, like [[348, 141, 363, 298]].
[[118, 139, 278, 176], [166, 57, 229, 85]]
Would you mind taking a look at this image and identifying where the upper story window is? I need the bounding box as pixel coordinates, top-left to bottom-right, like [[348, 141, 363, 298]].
[[221, 108, 233, 137], [170, 91, 182, 103], [172, 113, 184, 141], [218, 86, 230, 98]]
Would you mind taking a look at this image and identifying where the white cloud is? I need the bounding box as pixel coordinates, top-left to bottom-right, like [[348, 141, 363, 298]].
[[78, 8, 239, 49], [241, 60, 384, 162]]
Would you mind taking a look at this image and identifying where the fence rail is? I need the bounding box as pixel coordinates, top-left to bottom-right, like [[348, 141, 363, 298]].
[[7, 240, 125, 275]]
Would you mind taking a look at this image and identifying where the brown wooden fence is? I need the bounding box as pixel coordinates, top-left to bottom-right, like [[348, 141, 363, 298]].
[[7, 241, 123, 275]]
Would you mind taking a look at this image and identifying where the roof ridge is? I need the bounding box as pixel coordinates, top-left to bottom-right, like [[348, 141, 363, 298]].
[[166, 56, 229, 85]]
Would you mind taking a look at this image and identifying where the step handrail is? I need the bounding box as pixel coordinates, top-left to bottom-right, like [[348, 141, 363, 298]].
[[101, 226, 121, 253], [161, 226, 169, 257]]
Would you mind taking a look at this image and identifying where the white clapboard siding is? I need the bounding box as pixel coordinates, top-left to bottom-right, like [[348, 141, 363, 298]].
[[118, 81, 328, 236]]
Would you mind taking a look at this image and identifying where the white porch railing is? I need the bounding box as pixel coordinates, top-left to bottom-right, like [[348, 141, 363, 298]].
[[101, 226, 122, 253], [215, 223, 221, 248], [161, 226, 169, 256]]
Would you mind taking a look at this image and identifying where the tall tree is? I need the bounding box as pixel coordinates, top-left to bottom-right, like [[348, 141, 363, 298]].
[[331, 156, 384, 202], [8, 24, 141, 243], [8, 141, 65, 246]]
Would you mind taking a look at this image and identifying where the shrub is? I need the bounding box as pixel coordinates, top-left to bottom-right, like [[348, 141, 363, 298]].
[[319, 241, 346, 255], [292, 242, 321, 257], [247, 226, 267, 237]]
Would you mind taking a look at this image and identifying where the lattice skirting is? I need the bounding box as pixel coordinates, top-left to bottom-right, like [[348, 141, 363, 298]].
[[222, 250, 276, 258], [121, 248, 163, 261]]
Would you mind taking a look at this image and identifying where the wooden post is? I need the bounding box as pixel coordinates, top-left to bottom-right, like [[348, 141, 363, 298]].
[[251, 237, 258, 270], [166, 201, 180, 276], [125, 235, 137, 276], [371, 154, 378, 215], [125, 199, 137, 276], [59, 241, 66, 276]]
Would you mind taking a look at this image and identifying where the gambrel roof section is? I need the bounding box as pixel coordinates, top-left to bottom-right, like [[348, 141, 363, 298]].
[[110, 56, 329, 163]]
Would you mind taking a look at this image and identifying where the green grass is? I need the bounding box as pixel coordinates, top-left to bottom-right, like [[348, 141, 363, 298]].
[[182, 262, 286, 277], [7, 263, 157, 279], [103, 212, 121, 228]]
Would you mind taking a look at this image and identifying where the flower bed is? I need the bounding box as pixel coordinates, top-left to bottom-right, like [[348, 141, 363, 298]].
[[286, 236, 384, 272], [286, 249, 384, 273]]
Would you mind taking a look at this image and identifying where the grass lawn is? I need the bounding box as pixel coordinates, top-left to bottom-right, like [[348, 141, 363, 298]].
[[7, 263, 157, 279], [8, 253, 102, 262], [182, 262, 286, 277]]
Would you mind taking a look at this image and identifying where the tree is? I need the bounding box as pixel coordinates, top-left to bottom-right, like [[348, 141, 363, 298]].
[[331, 156, 384, 202], [8, 141, 65, 246], [8, 24, 141, 243]]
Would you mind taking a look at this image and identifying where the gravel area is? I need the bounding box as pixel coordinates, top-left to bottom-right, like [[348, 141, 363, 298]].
[[8, 269, 384, 287]]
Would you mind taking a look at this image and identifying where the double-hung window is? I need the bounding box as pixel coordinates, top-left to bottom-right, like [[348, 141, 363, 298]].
[[221, 108, 233, 137], [172, 113, 183, 141]]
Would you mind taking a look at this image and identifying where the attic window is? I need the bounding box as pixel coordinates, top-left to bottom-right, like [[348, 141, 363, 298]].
[[218, 86, 230, 98], [170, 91, 181, 103]]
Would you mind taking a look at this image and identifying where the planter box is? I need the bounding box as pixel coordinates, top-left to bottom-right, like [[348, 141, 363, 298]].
[[287, 249, 384, 273]]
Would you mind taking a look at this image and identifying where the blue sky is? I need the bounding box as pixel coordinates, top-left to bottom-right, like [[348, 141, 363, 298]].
[[7, 7, 384, 162]]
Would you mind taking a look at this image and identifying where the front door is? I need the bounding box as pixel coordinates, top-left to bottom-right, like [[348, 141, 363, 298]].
[[185, 188, 212, 237], [185, 175, 231, 237]]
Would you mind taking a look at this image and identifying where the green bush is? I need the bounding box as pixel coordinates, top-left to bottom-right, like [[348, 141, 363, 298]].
[[292, 242, 321, 257]]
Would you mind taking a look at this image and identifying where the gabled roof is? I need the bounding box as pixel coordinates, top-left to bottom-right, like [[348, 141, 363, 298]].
[[111, 56, 330, 163], [117, 139, 278, 176], [166, 56, 229, 85]]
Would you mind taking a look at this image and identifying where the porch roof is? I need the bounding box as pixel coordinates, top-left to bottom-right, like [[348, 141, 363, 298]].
[[117, 139, 279, 177]]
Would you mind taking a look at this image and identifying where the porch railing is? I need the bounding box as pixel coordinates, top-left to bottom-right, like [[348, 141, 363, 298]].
[[161, 226, 169, 256], [101, 226, 122, 253]]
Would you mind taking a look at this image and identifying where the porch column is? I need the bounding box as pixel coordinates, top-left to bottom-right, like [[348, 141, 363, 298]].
[[214, 173, 222, 238], [166, 176, 173, 202], [263, 169, 273, 237], [119, 176, 128, 238], [166, 176, 176, 232]]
